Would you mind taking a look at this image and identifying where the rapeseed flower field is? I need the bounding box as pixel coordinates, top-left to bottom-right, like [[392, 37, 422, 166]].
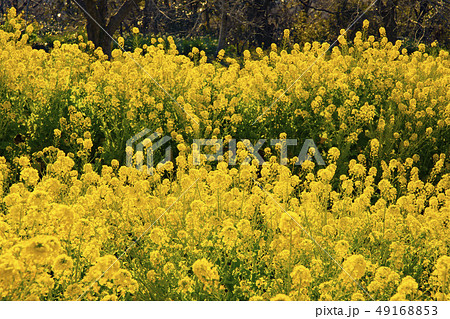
[[0, 8, 449, 301]]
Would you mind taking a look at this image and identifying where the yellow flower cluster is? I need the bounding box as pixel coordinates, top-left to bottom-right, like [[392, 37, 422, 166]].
[[1, 8, 448, 178], [0, 9, 449, 300], [0, 147, 448, 300], [192, 258, 220, 289]]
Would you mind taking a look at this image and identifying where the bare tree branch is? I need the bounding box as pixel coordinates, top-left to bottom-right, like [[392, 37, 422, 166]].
[[298, 0, 337, 14], [107, 0, 134, 34]]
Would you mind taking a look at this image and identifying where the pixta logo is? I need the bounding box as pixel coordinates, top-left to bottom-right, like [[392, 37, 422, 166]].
[[126, 129, 172, 175], [126, 129, 325, 173], [193, 138, 325, 166]]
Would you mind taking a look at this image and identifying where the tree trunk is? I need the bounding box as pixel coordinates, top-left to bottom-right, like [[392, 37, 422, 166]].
[[204, 7, 210, 32], [262, 0, 273, 48], [378, 0, 398, 41], [77, 0, 134, 58], [336, 0, 349, 29], [216, 5, 228, 55], [417, 0, 430, 25], [143, 0, 156, 35], [249, 0, 273, 48]]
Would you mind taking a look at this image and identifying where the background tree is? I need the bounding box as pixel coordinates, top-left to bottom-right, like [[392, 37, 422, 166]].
[[74, 0, 135, 57], [2, 0, 449, 55]]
